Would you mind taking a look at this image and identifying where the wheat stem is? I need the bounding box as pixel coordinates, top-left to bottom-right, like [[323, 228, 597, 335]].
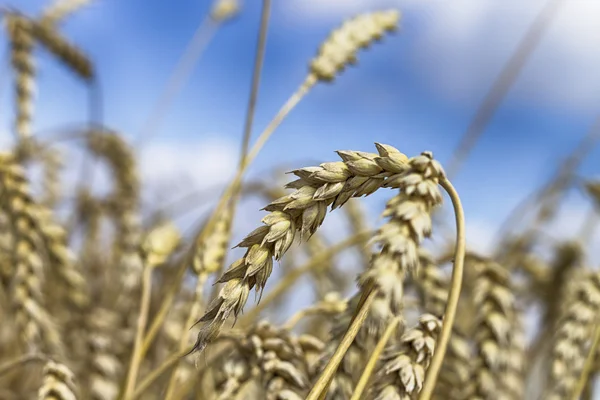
[[306, 285, 377, 400], [163, 275, 207, 400], [418, 178, 465, 400], [351, 317, 401, 400], [239, 0, 270, 162], [571, 322, 600, 400], [133, 341, 232, 399], [139, 251, 188, 358], [122, 264, 154, 400], [132, 346, 193, 398], [0, 354, 47, 378]]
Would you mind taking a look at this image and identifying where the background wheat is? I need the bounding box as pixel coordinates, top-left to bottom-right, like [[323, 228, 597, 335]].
[[0, 1, 599, 400]]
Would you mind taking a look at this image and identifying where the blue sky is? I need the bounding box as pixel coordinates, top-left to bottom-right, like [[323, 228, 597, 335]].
[[5, 0, 600, 257]]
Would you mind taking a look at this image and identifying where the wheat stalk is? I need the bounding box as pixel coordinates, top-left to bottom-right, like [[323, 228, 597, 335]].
[[121, 221, 181, 400]]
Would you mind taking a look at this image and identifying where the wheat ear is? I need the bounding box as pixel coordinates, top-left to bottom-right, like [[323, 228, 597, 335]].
[[0, 153, 64, 356], [86, 307, 122, 400], [88, 130, 143, 296], [31, 20, 93, 80], [465, 258, 524, 399], [414, 250, 471, 400], [6, 15, 36, 141], [544, 271, 600, 399], [218, 321, 314, 399], [191, 144, 411, 354]]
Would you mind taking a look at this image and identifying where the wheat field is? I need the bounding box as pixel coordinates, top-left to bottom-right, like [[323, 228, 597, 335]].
[[0, 0, 600, 399]]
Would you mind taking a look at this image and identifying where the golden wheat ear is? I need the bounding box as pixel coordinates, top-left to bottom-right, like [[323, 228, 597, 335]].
[[191, 143, 411, 355]]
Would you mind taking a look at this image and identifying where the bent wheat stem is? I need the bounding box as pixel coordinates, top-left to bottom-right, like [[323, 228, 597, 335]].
[[419, 178, 465, 400]]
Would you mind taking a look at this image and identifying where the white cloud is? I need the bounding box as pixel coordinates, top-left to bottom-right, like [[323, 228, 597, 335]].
[[284, 0, 397, 19], [465, 217, 496, 256], [139, 137, 238, 205], [283, 0, 600, 112]]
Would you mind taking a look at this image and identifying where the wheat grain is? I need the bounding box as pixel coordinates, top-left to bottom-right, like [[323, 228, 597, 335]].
[[38, 360, 78, 400], [372, 314, 442, 399], [37, 207, 90, 313], [0, 212, 15, 291]]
